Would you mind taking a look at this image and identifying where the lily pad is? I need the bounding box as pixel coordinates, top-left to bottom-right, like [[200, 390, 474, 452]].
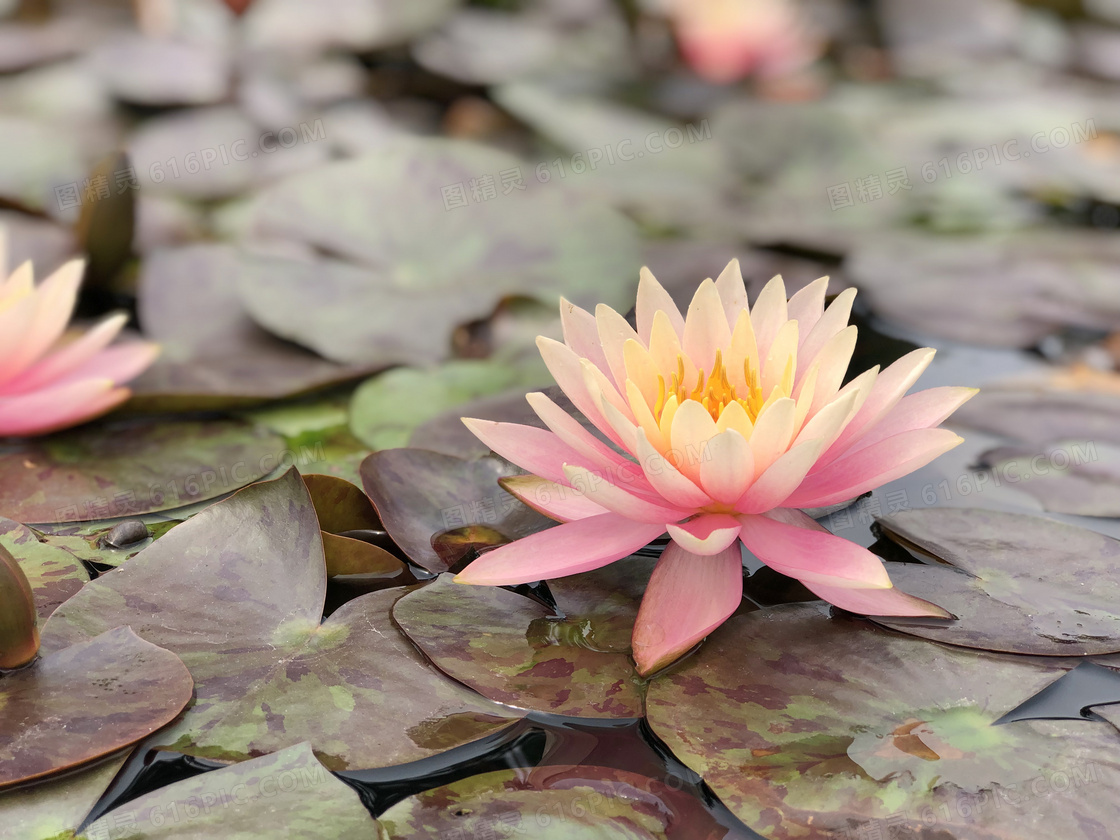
[[132, 244, 376, 411], [27, 520, 179, 570], [977, 440, 1120, 517], [393, 557, 654, 718], [953, 385, 1120, 447], [360, 449, 552, 574], [377, 765, 727, 839], [870, 508, 1120, 655], [646, 604, 1120, 838], [234, 138, 640, 367], [0, 417, 285, 523], [0, 755, 127, 840], [81, 743, 382, 840], [0, 626, 193, 788], [0, 516, 87, 621], [301, 474, 405, 578], [349, 359, 550, 451], [40, 469, 521, 768]]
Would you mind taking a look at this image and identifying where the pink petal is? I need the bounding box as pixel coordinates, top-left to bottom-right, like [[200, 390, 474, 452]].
[[786, 276, 829, 341], [559, 297, 612, 378], [795, 287, 855, 390], [806, 325, 858, 416], [785, 427, 964, 509], [632, 541, 743, 675], [738, 509, 891, 588], [802, 580, 952, 618], [50, 341, 160, 389], [462, 419, 588, 485], [713, 259, 748, 331], [1, 314, 127, 394], [0, 378, 128, 437], [536, 337, 628, 450], [666, 513, 742, 555], [698, 429, 753, 503], [750, 275, 788, 360], [634, 428, 712, 508], [683, 279, 732, 372], [735, 439, 822, 514], [841, 386, 978, 457], [454, 513, 665, 585], [596, 303, 642, 392], [0, 260, 84, 386], [563, 464, 688, 524], [526, 391, 630, 475], [636, 266, 685, 344], [748, 397, 796, 474], [499, 475, 610, 522]]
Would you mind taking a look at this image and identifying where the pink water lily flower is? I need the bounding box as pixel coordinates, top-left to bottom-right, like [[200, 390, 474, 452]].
[[0, 245, 159, 437], [457, 261, 975, 674]]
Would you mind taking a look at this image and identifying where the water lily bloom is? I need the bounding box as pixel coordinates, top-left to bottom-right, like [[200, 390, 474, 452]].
[[457, 260, 976, 674], [667, 0, 823, 83], [0, 246, 159, 437]]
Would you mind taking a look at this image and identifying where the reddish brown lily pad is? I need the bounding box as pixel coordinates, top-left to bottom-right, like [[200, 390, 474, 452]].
[[646, 604, 1120, 839], [0, 626, 193, 788], [360, 450, 552, 574], [392, 557, 654, 718], [302, 474, 405, 578], [0, 517, 87, 622], [0, 417, 284, 523], [40, 469, 521, 769], [872, 508, 1120, 655]]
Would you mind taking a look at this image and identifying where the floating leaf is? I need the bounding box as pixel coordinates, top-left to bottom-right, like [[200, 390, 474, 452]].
[[133, 245, 376, 411], [0, 417, 285, 524], [0, 517, 87, 621], [349, 360, 550, 451], [872, 508, 1120, 655], [234, 138, 640, 367], [378, 765, 727, 839], [302, 474, 405, 579], [40, 470, 521, 768], [977, 439, 1120, 517], [953, 386, 1120, 448], [29, 520, 178, 570], [0, 626, 193, 788], [393, 558, 653, 718], [81, 743, 382, 839], [646, 604, 1120, 838], [360, 450, 552, 574], [0, 755, 127, 840]]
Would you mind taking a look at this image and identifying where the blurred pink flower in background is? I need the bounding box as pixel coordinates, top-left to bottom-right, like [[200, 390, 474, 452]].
[[457, 261, 974, 674], [0, 237, 159, 437], [668, 0, 824, 83]]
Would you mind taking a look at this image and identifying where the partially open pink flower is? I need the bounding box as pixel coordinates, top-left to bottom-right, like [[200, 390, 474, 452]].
[[668, 0, 822, 83], [457, 261, 975, 674], [0, 246, 159, 437]]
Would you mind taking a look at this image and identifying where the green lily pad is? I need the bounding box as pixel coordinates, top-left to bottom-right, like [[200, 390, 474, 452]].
[[359, 450, 552, 574], [132, 244, 376, 411], [377, 765, 726, 839], [234, 138, 640, 367], [40, 469, 521, 768], [646, 604, 1120, 838], [870, 508, 1120, 655], [0, 626, 193, 788], [28, 520, 179, 570], [349, 359, 550, 452], [0, 417, 285, 524], [0, 755, 127, 840], [393, 557, 653, 718], [80, 743, 383, 840], [0, 517, 87, 621]]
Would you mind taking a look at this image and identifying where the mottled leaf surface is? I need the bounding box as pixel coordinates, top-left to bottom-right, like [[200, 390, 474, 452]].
[[360, 450, 552, 574], [0, 626, 193, 788], [0, 418, 285, 523], [0, 755, 126, 840], [40, 470, 519, 768], [81, 743, 384, 840], [647, 605, 1120, 839], [394, 557, 653, 717], [378, 765, 726, 840], [235, 139, 640, 367], [873, 508, 1120, 654], [0, 517, 87, 621]]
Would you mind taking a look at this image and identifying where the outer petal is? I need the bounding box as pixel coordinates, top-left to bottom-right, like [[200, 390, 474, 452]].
[[786, 276, 829, 341], [802, 580, 952, 618], [632, 541, 743, 675], [50, 342, 160, 389], [636, 266, 685, 344], [784, 428, 964, 509], [841, 386, 978, 457], [499, 475, 610, 522], [666, 513, 742, 555], [536, 337, 628, 450], [736, 439, 822, 514], [462, 419, 589, 485], [795, 287, 855, 389], [738, 509, 892, 589], [0, 260, 84, 385], [563, 464, 688, 524], [525, 391, 628, 474], [0, 314, 127, 393], [453, 513, 665, 585], [596, 303, 642, 392], [559, 297, 611, 377], [0, 378, 128, 437]]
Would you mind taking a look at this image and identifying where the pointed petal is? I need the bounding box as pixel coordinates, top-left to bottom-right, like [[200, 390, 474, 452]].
[[738, 509, 892, 588], [666, 513, 742, 555], [749, 396, 796, 474], [736, 439, 822, 514], [802, 580, 953, 618], [807, 325, 858, 415], [698, 429, 753, 503], [683, 279, 732, 372], [670, 399, 719, 482], [750, 274, 788, 359], [786, 276, 829, 340], [649, 310, 698, 391], [637, 266, 685, 344], [0, 378, 128, 437], [453, 513, 665, 585], [51, 341, 160, 389], [537, 337, 628, 450], [796, 287, 856, 389], [0, 313, 128, 393], [844, 386, 978, 456], [462, 418, 585, 485], [623, 339, 661, 411], [635, 428, 712, 508], [713, 258, 748, 330], [794, 389, 859, 451], [715, 399, 752, 438], [0, 260, 84, 385], [761, 318, 798, 398], [498, 475, 610, 522], [525, 391, 627, 474], [559, 297, 611, 377], [563, 464, 687, 524], [632, 541, 743, 675], [596, 304, 642, 392], [785, 428, 965, 509]]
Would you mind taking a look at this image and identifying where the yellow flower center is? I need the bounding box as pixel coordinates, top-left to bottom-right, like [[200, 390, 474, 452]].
[[653, 349, 793, 424]]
